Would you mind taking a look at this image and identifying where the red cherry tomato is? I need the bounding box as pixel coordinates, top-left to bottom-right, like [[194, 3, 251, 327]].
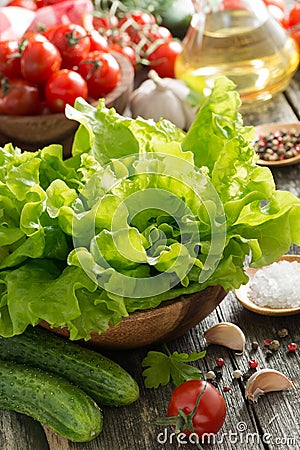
[[21, 31, 49, 44], [45, 69, 88, 112], [35, 0, 65, 7], [20, 40, 62, 84], [0, 41, 21, 78], [222, 0, 246, 9], [88, 29, 109, 52], [42, 25, 63, 42], [0, 78, 40, 115], [119, 10, 156, 30], [119, 10, 156, 44], [92, 14, 119, 31], [109, 43, 137, 68], [263, 0, 286, 13], [141, 25, 172, 52], [168, 380, 226, 440], [6, 0, 37, 10], [287, 1, 300, 28], [290, 29, 300, 49], [147, 40, 183, 78], [46, 24, 91, 69], [77, 51, 121, 99], [266, 4, 286, 26], [147, 25, 172, 43]]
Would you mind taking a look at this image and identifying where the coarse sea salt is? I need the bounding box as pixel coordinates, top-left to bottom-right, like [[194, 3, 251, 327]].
[[248, 260, 300, 309]]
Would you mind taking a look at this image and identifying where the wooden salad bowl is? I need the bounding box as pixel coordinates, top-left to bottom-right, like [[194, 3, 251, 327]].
[[255, 122, 300, 167], [40, 285, 227, 349], [0, 52, 134, 155]]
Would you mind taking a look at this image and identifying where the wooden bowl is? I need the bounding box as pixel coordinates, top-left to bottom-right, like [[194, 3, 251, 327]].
[[40, 285, 227, 349], [0, 52, 134, 155], [235, 254, 300, 316], [255, 122, 300, 167]]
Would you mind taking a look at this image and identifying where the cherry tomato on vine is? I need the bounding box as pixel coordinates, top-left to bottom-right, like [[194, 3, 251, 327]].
[[46, 24, 91, 69], [109, 43, 137, 68], [141, 25, 172, 52], [287, 1, 300, 28], [290, 29, 300, 50], [263, 0, 286, 26], [108, 29, 132, 49], [7, 0, 37, 10], [222, 0, 245, 9], [45, 69, 88, 112], [88, 29, 109, 52], [119, 10, 156, 44], [0, 40, 21, 78], [0, 78, 40, 115], [167, 380, 226, 439], [147, 25, 172, 43], [92, 14, 119, 31], [35, 0, 64, 7], [263, 0, 286, 13], [20, 40, 62, 84], [77, 51, 121, 99], [42, 25, 62, 42], [147, 40, 183, 78]]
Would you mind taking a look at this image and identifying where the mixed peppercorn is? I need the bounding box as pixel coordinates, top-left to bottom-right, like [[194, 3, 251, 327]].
[[254, 128, 300, 162], [205, 327, 298, 392]]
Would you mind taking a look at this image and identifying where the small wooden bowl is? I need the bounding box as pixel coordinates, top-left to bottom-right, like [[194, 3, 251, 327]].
[[235, 255, 300, 316], [255, 122, 300, 167], [40, 285, 226, 349], [0, 52, 134, 155]]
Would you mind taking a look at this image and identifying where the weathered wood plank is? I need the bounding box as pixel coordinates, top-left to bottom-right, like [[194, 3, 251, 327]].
[[218, 292, 300, 450], [0, 411, 49, 450]]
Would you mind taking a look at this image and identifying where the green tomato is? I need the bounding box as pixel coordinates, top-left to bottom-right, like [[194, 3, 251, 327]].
[[160, 0, 194, 39]]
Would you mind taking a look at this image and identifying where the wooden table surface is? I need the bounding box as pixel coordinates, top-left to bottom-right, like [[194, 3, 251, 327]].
[[2, 9, 300, 450]]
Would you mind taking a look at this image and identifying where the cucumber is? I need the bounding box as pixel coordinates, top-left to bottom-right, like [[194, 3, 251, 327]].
[[0, 360, 103, 442], [0, 326, 139, 407]]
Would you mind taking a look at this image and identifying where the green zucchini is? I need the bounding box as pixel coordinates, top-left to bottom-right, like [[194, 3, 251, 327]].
[[0, 326, 139, 407], [0, 360, 103, 442]]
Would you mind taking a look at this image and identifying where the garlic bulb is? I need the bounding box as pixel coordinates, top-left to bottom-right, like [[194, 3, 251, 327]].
[[129, 70, 197, 130]]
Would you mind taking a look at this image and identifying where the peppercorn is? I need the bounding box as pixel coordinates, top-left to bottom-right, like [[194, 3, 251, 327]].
[[278, 328, 289, 338], [254, 128, 300, 162], [215, 357, 225, 368], [206, 370, 216, 380], [232, 369, 243, 379], [287, 342, 298, 353], [215, 370, 223, 381], [223, 386, 231, 392], [248, 359, 259, 369], [265, 350, 273, 359], [269, 339, 280, 351], [251, 341, 259, 351]]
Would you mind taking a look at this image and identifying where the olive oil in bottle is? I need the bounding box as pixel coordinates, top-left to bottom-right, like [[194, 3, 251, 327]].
[[175, 0, 299, 104]]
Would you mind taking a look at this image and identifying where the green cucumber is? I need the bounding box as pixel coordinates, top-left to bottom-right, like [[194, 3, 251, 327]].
[[0, 326, 139, 407], [0, 360, 103, 442]]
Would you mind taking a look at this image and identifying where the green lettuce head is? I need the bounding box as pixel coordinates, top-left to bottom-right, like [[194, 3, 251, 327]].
[[0, 76, 299, 340]]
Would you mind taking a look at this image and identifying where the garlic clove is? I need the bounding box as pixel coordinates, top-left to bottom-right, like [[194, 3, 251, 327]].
[[245, 369, 293, 402], [129, 70, 197, 130], [204, 322, 246, 353]]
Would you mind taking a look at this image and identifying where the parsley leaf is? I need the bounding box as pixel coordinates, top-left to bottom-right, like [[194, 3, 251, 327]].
[[141, 344, 206, 388]]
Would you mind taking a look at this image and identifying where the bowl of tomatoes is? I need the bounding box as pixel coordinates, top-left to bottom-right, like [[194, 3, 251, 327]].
[[0, 24, 134, 155]]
